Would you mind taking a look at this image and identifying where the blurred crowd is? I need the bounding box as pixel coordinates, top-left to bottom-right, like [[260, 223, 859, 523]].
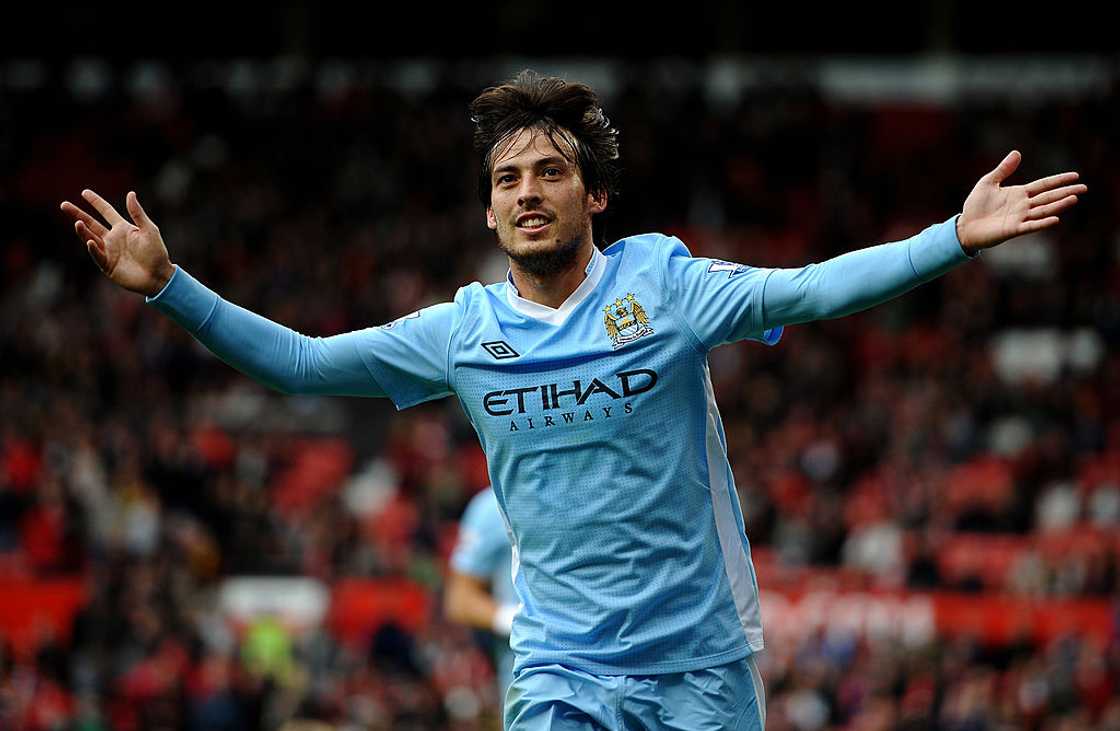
[[760, 629, 1120, 731], [1, 60, 1118, 729]]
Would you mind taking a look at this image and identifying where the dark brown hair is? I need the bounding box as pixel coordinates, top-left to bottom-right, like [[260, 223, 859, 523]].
[[469, 69, 621, 246]]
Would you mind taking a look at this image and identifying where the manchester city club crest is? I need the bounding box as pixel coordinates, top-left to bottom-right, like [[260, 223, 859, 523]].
[[604, 293, 654, 349]]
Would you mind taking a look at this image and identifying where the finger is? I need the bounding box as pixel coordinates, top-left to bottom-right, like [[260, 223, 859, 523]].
[[986, 150, 1021, 185], [75, 220, 106, 249], [1017, 216, 1061, 235], [1025, 195, 1078, 221], [80, 189, 126, 227], [1025, 171, 1080, 197], [81, 225, 108, 259], [126, 191, 154, 229], [60, 201, 110, 238], [1029, 183, 1087, 206], [86, 239, 109, 272]]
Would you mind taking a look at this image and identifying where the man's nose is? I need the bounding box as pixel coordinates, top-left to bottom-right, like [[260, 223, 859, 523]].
[[517, 175, 543, 206]]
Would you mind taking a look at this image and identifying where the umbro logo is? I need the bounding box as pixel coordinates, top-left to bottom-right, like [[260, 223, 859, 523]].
[[482, 341, 519, 360]]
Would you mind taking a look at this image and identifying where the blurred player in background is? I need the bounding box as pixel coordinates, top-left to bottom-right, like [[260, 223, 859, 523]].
[[445, 486, 518, 704], [61, 70, 1085, 730]]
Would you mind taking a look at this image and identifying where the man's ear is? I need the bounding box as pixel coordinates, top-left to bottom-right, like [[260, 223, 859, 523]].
[[486, 206, 497, 230], [589, 189, 608, 215]]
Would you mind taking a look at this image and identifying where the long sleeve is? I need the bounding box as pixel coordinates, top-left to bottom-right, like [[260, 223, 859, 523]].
[[663, 215, 977, 349], [145, 266, 457, 403], [758, 215, 976, 329]]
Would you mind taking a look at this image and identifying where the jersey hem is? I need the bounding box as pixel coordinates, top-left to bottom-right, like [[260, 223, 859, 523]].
[[515, 640, 763, 676]]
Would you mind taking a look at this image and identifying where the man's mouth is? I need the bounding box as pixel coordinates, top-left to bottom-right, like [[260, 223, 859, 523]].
[[516, 214, 552, 233]]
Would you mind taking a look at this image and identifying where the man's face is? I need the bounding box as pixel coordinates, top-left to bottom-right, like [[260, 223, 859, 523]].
[[486, 126, 607, 277]]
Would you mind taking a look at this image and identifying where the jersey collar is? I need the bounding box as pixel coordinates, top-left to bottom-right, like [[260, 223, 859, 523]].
[[504, 245, 606, 326]]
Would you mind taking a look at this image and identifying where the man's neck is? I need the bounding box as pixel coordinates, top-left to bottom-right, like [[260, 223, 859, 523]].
[[509, 244, 596, 310]]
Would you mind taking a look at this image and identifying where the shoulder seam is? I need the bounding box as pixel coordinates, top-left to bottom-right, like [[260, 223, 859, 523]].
[[445, 289, 469, 392], [657, 234, 709, 355]]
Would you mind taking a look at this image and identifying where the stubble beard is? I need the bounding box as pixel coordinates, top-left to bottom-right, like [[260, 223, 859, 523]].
[[498, 227, 586, 278]]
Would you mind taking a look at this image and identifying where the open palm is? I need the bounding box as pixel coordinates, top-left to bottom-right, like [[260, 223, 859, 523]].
[[60, 190, 175, 297], [958, 151, 1086, 254]]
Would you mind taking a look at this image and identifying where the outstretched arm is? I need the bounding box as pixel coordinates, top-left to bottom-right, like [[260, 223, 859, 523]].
[[759, 151, 1085, 329], [143, 266, 384, 396], [60, 190, 446, 400]]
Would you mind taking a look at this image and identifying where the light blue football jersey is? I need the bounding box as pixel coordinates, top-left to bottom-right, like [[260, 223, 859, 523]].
[[147, 216, 974, 675]]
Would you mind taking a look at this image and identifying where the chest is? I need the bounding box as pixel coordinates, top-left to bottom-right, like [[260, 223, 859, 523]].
[[451, 288, 699, 445]]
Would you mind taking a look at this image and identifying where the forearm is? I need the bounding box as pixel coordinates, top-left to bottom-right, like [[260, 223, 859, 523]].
[[145, 266, 382, 397], [759, 215, 976, 329], [444, 574, 513, 635], [443, 577, 501, 626]]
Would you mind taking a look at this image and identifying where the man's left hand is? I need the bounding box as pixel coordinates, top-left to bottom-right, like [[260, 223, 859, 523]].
[[957, 150, 1086, 255]]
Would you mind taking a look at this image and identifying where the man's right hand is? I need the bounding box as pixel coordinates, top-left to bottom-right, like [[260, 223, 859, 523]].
[[60, 190, 175, 297]]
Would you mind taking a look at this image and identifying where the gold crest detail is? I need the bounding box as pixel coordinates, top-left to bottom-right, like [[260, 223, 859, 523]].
[[603, 293, 654, 349]]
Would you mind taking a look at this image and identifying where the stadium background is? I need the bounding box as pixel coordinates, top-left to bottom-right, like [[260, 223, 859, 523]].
[[2, 8, 1117, 730]]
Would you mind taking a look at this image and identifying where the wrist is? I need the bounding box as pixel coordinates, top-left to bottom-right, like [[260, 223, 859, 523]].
[[955, 215, 979, 258], [491, 604, 517, 636], [147, 261, 176, 297]]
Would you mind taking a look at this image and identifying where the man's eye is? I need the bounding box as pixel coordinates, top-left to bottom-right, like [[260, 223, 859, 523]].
[[497, 175, 515, 185], [544, 167, 561, 176]]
